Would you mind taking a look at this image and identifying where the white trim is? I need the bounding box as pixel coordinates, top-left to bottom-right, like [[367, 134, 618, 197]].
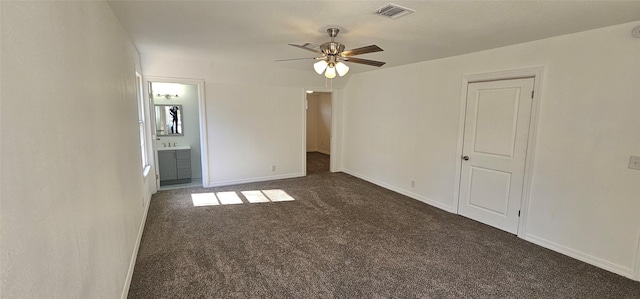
[[142, 164, 151, 178], [304, 87, 339, 173], [120, 192, 152, 299], [525, 233, 636, 280], [208, 173, 305, 187], [343, 168, 454, 213], [635, 231, 640, 280], [452, 66, 544, 239], [329, 90, 340, 173], [144, 76, 209, 188], [302, 90, 308, 176]]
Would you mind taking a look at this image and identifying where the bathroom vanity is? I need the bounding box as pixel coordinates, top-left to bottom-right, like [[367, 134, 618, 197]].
[[158, 145, 191, 186]]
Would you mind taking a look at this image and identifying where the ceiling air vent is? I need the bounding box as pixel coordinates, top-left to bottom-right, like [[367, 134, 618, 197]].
[[373, 3, 415, 19]]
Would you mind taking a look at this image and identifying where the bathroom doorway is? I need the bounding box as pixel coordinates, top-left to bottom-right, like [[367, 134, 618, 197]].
[[146, 77, 208, 191]]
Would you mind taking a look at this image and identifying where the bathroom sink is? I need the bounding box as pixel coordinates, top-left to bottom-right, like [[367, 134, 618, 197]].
[[158, 145, 191, 151]]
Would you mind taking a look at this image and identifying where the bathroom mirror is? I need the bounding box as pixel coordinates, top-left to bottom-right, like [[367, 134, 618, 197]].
[[155, 105, 183, 136]]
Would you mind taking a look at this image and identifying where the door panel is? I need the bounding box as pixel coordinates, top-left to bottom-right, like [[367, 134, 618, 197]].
[[459, 78, 534, 234], [468, 167, 512, 215], [474, 89, 519, 157]]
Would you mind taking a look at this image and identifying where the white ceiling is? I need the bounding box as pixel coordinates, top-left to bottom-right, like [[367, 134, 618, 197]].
[[108, 1, 640, 75]]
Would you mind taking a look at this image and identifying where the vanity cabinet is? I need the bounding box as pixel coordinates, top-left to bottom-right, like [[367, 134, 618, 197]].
[[158, 149, 191, 185]]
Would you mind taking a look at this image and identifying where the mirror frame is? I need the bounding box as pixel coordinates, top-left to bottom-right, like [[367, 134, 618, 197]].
[[154, 104, 184, 136]]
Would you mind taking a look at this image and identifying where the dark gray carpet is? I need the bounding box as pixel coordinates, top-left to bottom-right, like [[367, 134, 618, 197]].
[[128, 152, 640, 298]]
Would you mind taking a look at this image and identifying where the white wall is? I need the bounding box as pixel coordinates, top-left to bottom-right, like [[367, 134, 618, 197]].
[[306, 93, 332, 154], [141, 54, 347, 186], [153, 83, 202, 179], [341, 21, 640, 280], [1, 1, 150, 298], [306, 94, 319, 151]]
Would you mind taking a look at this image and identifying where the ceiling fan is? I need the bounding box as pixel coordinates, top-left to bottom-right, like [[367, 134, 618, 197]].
[[277, 28, 386, 78]]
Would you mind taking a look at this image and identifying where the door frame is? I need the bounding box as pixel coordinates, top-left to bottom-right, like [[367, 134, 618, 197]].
[[302, 87, 340, 174], [635, 232, 640, 280], [144, 76, 209, 190], [452, 67, 544, 238]]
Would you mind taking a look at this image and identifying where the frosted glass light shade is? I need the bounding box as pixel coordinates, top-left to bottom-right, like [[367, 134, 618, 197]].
[[313, 60, 328, 74], [335, 62, 349, 76], [324, 66, 336, 78]]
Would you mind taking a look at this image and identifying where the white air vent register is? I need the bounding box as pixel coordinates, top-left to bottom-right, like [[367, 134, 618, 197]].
[[374, 3, 415, 19]]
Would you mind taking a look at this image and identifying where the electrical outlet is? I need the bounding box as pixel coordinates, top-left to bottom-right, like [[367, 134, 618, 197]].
[[411, 180, 415, 188], [271, 165, 276, 171], [629, 155, 640, 170]]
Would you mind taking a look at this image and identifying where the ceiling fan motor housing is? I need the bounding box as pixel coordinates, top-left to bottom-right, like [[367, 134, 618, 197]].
[[321, 42, 345, 56], [321, 27, 345, 61]]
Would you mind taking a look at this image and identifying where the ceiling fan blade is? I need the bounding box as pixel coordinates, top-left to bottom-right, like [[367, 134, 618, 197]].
[[275, 57, 319, 62], [342, 57, 386, 67], [340, 45, 383, 57], [288, 43, 323, 54]]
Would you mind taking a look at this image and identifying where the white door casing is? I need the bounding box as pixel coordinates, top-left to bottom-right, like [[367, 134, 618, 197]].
[[458, 78, 535, 234], [145, 76, 208, 188]]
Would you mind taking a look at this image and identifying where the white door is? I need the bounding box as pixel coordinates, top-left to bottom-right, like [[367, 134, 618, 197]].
[[458, 78, 535, 234]]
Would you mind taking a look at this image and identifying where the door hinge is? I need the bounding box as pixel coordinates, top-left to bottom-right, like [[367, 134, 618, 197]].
[[518, 210, 521, 217], [531, 90, 534, 98], [155, 174, 159, 179]]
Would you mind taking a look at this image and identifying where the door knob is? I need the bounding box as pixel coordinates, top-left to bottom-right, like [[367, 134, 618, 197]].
[[462, 156, 470, 161]]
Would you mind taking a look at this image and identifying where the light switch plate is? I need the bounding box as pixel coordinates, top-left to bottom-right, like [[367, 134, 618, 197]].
[[629, 155, 640, 170]]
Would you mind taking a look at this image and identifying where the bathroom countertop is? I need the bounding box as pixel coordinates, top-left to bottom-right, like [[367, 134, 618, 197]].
[[158, 145, 191, 151]]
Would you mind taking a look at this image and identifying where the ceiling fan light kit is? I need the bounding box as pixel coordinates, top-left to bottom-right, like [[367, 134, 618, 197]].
[[313, 60, 328, 74], [325, 65, 337, 78], [335, 62, 349, 76], [280, 28, 386, 79]]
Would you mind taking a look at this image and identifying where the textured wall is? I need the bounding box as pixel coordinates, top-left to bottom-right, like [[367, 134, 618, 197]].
[[1, 1, 148, 298], [316, 93, 332, 155], [306, 94, 319, 151]]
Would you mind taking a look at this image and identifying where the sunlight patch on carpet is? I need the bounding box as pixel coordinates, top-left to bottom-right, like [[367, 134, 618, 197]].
[[216, 191, 243, 205], [191, 189, 296, 207], [262, 189, 295, 202], [191, 193, 220, 207], [241, 190, 270, 203]]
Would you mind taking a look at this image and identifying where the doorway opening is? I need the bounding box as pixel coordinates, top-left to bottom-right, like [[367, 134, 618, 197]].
[[146, 77, 208, 191], [305, 91, 332, 175]]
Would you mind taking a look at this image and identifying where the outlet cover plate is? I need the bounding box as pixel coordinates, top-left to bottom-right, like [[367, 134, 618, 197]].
[[629, 155, 640, 170]]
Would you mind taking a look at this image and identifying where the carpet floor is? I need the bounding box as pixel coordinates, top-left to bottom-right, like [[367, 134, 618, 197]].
[[128, 152, 640, 298]]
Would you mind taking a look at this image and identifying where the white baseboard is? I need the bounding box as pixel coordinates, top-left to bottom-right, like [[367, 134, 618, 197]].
[[315, 149, 330, 155], [341, 168, 453, 213], [524, 233, 636, 280], [208, 172, 305, 187], [121, 193, 152, 299], [307, 149, 330, 155]]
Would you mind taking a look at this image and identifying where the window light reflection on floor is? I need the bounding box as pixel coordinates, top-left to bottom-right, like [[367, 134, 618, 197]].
[[262, 189, 295, 202], [241, 190, 270, 203], [216, 191, 243, 205], [191, 193, 220, 207], [191, 189, 296, 207]]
